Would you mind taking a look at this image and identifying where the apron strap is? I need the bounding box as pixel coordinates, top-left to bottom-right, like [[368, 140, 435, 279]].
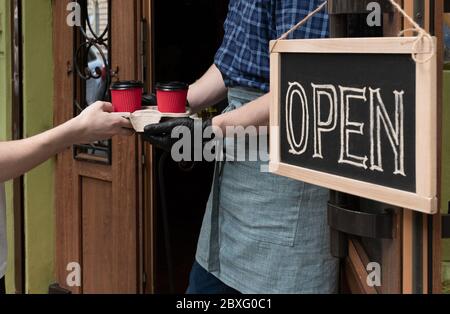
[[206, 160, 224, 272]]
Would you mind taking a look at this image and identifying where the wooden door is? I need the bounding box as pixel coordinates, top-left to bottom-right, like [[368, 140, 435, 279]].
[[53, 0, 144, 294], [328, 0, 444, 294], [328, 196, 402, 294]]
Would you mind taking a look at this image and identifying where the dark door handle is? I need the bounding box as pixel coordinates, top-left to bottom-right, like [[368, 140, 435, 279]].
[[328, 202, 394, 258], [328, 203, 394, 239]]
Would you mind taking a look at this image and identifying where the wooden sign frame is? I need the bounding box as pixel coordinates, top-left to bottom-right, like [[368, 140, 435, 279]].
[[269, 37, 437, 214]]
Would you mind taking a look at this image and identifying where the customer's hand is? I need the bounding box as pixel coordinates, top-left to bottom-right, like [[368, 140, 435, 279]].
[[72, 101, 134, 144], [143, 118, 212, 153]]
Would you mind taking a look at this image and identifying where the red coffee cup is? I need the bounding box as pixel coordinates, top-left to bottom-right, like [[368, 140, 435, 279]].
[[156, 82, 189, 113], [110, 80, 144, 113]]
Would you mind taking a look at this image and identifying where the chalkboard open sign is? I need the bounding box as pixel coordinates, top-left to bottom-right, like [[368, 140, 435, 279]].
[[269, 37, 437, 214]]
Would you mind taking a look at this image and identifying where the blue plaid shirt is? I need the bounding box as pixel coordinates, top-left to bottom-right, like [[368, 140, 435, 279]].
[[215, 0, 329, 92]]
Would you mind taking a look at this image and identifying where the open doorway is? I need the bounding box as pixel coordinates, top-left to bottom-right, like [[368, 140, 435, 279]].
[[151, 0, 229, 293]]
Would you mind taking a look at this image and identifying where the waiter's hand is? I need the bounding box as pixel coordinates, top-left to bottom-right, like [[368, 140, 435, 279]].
[[143, 118, 213, 153]]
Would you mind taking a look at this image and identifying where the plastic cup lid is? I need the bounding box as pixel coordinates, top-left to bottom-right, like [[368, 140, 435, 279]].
[[110, 80, 144, 90], [156, 82, 189, 91]]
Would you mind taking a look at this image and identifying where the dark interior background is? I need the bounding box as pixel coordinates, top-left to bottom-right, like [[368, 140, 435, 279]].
[[153, 0, 229, 294], [154, 0, 229, 84]]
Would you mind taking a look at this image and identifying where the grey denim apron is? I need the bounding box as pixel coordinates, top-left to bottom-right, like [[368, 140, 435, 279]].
[[195, 87, 338, 294]]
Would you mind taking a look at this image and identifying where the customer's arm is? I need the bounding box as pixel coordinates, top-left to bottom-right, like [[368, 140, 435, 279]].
[[0, 101, 132, 182], [187, 64, 228, 113]]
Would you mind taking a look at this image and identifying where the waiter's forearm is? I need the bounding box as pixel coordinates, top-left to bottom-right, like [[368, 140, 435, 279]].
[[212, 93, 271, 136], [188, 64, 228, 112]]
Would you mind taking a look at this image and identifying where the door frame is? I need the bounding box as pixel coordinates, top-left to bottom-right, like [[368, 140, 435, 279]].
[[10, 0, 25, 294], [402, 0, 444, 295], [53, 0, 145, 293], [142, 0, 156, 294]]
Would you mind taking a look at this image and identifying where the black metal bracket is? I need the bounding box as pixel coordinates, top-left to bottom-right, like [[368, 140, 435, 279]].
[[328, 202, 394, 258], [48, 283, 72, 295], [328, 203, 394, 239], [443, 214, 450, 239]]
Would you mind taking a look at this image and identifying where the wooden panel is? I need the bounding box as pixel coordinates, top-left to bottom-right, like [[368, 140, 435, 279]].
[[344, 240, 378, 294], [403, 0, 414, 34], [143, 143, 155, 294], [424, 0, 431, 31], [11, 0, 24, 294], [433, 0, 444, 294], [81, 177, 113, 293], [422, 214, 429, 293], [383, 0, 402, 36], [76, 162, 113, 182], [110, 0, 142, 293], [53, 0, 80, 294], [142, 0, 154, 91], [380, 209, 402, 293], [269, 53, 281, 166], [403, 209, 413, 293], [142, 0, 156, 294], [54, 0, 143, 294]]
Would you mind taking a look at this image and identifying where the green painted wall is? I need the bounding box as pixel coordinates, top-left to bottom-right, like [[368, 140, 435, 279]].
[[0, 0, 55, 294], [22, 0, 54, 293], [0, 0, 15, 294]]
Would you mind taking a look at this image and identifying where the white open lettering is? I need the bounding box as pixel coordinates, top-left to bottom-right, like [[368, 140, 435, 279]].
[[285, 82, 406, 176]]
